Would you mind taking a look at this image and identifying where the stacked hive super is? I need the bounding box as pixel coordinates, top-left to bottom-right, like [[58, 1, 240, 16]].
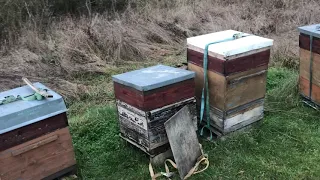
[[0, 83, 76, 180], [113, 65, 196, 156], [298, 24, 320, 107], [187, 30, 273, 135]]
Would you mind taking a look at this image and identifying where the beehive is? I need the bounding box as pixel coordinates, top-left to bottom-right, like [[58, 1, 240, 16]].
[[0, 83, 76, 180], [187, 30, 273, 134], [298, 24, 320, 107], [112, 65, 196, 156]]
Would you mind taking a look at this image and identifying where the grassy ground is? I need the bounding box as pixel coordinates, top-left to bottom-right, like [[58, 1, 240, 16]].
[[67, 66, 320, 180]]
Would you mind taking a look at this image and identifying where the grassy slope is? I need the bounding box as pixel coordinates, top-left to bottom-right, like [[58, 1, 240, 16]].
[[68, 67, 320, 180]]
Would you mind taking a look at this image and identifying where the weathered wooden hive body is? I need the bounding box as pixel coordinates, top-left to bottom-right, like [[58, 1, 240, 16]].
[[187, 30, 273, 134], [298, 24, 320, 106], [0, 83, 76, 180], [113, 65, 196, 156]]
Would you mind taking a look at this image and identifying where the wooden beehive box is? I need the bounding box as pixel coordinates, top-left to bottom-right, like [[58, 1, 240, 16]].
[[0, 83, 76, 180], [187, 30, 273, 134], [298, 24, 320, 107], [112, 65, 197, 156]]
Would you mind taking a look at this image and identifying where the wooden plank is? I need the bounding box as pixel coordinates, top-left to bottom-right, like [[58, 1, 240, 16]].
[[300, 76, 310, 98], [188, 63, 267, 111], [225, 70, 267, 110], [117, 98, 196, 155], [226, 65, 268, 80], [187, 48, 270, 75], [0, 128, 76, 180], [164, 106, 202, 179], [119, 134, 171, 157], [114, 79, 195, 111], [0, 113, 68, 152], [148, 102, 197, 150], [224, 50, 270, 75], [207, 98, 264, 132], [299, 33, 320, 55], [11, 135, 58, 156], [224, 106, 263, 132], [225, 98, 264, 117], [300, 76, 320, 104], [187, 49, 225, 75], [299, 48, 320, 87], [117, 105, 148, 136], [188, 63, 226, 110], [22, 77, 53, 98], [208, 109, 263, 134]]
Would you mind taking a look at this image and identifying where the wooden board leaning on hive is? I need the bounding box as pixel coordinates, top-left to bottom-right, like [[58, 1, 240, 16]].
[[187, 30, 273, 134]]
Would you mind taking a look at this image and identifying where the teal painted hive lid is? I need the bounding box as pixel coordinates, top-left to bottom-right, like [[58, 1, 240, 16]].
[[112, 64, 195, 91], [298, 24, 320, 38], [0, 83, 67, 135]]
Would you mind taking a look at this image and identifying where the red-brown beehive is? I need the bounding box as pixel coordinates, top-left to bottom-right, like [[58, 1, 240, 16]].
[[187, 30, 273, 134], [112, 65, 196, 156], [298, 24, 320, 107]]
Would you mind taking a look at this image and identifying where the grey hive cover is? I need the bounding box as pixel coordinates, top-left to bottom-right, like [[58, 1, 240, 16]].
[[164, 106, 202, 179], [298, 24, 320, 38], [0, 82, 67, 135], [112, 64, 195, 91]]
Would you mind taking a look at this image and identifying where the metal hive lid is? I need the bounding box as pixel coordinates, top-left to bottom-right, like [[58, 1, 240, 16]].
[[112, 64, 195, 91], [0, 82, 67, 134], [298, 24, 320, 38], [187, 30, 274, 58]]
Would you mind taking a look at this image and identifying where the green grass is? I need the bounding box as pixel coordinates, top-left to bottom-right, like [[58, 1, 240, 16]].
[[67, 67, 320, 180]]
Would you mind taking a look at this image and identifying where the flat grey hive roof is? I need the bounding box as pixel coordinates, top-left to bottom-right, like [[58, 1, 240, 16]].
[[298, 24, 320, 38], [112, 64, 195, 91], [0, 82, 67, 134]]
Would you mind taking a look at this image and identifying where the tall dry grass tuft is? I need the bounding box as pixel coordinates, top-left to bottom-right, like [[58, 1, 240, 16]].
[[0, 0, 320, 98]]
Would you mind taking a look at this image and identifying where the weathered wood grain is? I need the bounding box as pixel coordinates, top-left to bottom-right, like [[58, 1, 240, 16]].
[[11, 135, 58, 156], [188, 63, 226, 110], [117, 98, 196, 156], [299, 33, 320, 55], [226, 70, 266, 110], [209, 108, 263, 134], [0, 127, 76, 180], [188, 63, 267, 111], [164, 106, 202, 179], [189, 56, 267, 134], [300, 76, 320, 104], [0, 113, 68, 152], [114, 79, 195, 111], [207, 98, 264, 133], [187, 48, 270, 75], [119, 134, 171, 157], [299, 48, 320, 87]]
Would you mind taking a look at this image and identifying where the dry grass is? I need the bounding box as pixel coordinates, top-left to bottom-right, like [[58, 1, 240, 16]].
[[0, 0, 320, 99]]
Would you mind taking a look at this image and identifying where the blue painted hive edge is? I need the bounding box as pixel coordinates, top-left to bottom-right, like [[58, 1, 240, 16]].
[[0, 82, 67, 135], [112, 65, 195, 91], [298, 24, 320, 39]]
